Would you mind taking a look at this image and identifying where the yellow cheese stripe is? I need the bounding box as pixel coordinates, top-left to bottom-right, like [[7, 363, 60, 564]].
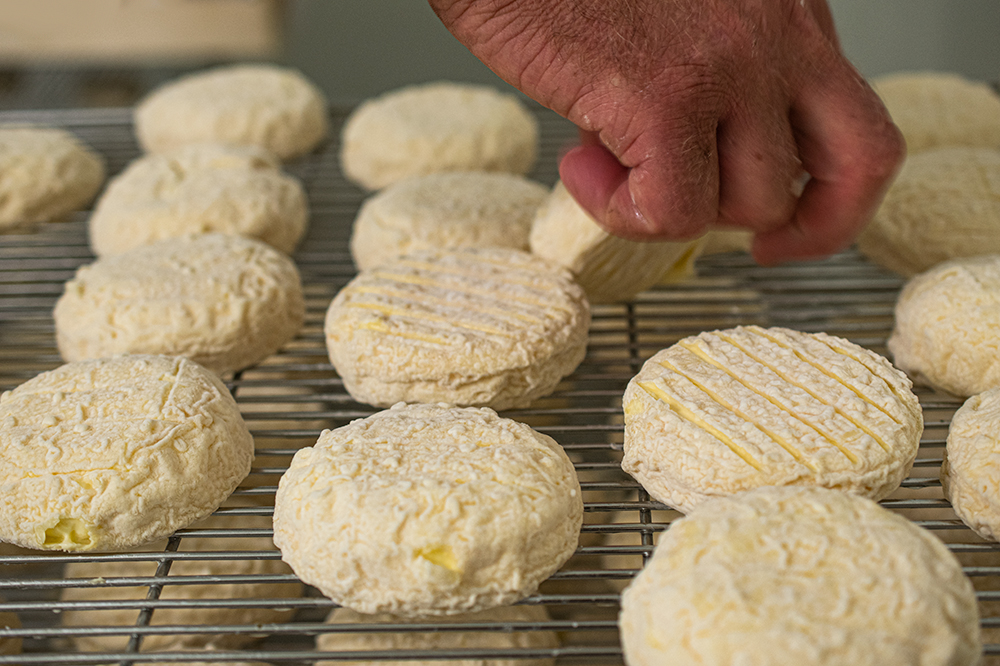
[[350, 285, 544, 324], [346, 301, 515, 338], [359, 320, 447, 345], [395, 256, 558, 289], [817, 338, 907, 423], [637, 380, 763, 472], [676, 342, 854, 467], [745, 329, 897, 449], [369, 270, 570, 313]]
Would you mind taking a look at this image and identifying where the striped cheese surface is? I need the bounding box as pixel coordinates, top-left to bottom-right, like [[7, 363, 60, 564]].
[[622, 325, 923, 513], [325, 248, 590, 410]]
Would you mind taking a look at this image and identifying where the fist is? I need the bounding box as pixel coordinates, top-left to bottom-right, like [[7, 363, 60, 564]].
[[429, 0, 905, 264]]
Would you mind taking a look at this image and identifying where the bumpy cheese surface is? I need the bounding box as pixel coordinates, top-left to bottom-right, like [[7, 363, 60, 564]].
[[857, 147, 1000, 276], [942, 388, 1000, 541], [273, 403, 583, 616], [0, 355, 253, 551], [340, 81, 538, 191], [317, 604, 559, 666], [0, 126, 105, 230], [54, 233, 305, 376], [88, 143, 308, 257], [324, 248, 590, 410], [622, 325, 922, 513], [888, 255, 1000, 397], [529, 182, 703, 303], [872, 71, 1000, 153], [350, 171, 548, 270], [619, 486, 981, 666], [134, 64, 329, 160]]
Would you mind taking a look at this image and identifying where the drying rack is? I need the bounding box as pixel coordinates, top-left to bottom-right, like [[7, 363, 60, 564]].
[[0, 104, 996, 665]]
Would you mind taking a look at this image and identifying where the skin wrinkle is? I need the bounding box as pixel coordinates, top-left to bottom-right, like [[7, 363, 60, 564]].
[[491, 12, 560, 105], [433, 0, 659, 111], [431, 1, 565, 105], [605, 109, 645, 165], [570, 1, 661, 80], [697, 9, 798, 226]]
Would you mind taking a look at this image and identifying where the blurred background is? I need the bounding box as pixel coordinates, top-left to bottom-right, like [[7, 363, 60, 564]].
[[0, 0, 997, 110]]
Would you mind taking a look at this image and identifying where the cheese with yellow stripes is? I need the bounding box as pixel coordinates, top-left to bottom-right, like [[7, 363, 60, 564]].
[[273, 403, 583, 616], [324, 248, 590, 410], [619, 486, 980, 666], [622, 325, 922, 512]]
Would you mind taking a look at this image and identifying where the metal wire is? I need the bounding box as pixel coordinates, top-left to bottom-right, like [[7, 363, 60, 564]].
[[0, 104, 997, 665]]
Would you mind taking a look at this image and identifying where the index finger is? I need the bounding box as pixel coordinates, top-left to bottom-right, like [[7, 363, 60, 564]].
[[751, 62, 905, 265]]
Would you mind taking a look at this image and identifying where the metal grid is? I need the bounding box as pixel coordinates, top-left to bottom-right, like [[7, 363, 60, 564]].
[[0, 104, 997, 665]]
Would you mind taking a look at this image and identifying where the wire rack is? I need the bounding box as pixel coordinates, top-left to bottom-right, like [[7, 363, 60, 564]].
[[0, 103, 997, 665]]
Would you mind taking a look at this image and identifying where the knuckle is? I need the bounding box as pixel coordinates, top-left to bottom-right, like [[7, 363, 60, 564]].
[[841, 122, 905, 187], [658, 64, 729, 113], [866, 123, 907, 179], [630, 167, 717, 240], [657, 199, 716, 241]]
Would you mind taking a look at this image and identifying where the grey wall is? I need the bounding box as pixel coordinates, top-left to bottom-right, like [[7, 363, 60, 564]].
[[828, 0, 1000, 80], [282, 0, 1000, 105], [281, 1, 508, 105]]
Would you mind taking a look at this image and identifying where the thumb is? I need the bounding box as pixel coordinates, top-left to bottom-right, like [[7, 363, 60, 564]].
[[558, 142, 646, 236], [559, 120, 719, 242]]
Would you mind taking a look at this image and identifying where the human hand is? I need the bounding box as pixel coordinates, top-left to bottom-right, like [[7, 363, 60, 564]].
[[427, 0, 905, 264]]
